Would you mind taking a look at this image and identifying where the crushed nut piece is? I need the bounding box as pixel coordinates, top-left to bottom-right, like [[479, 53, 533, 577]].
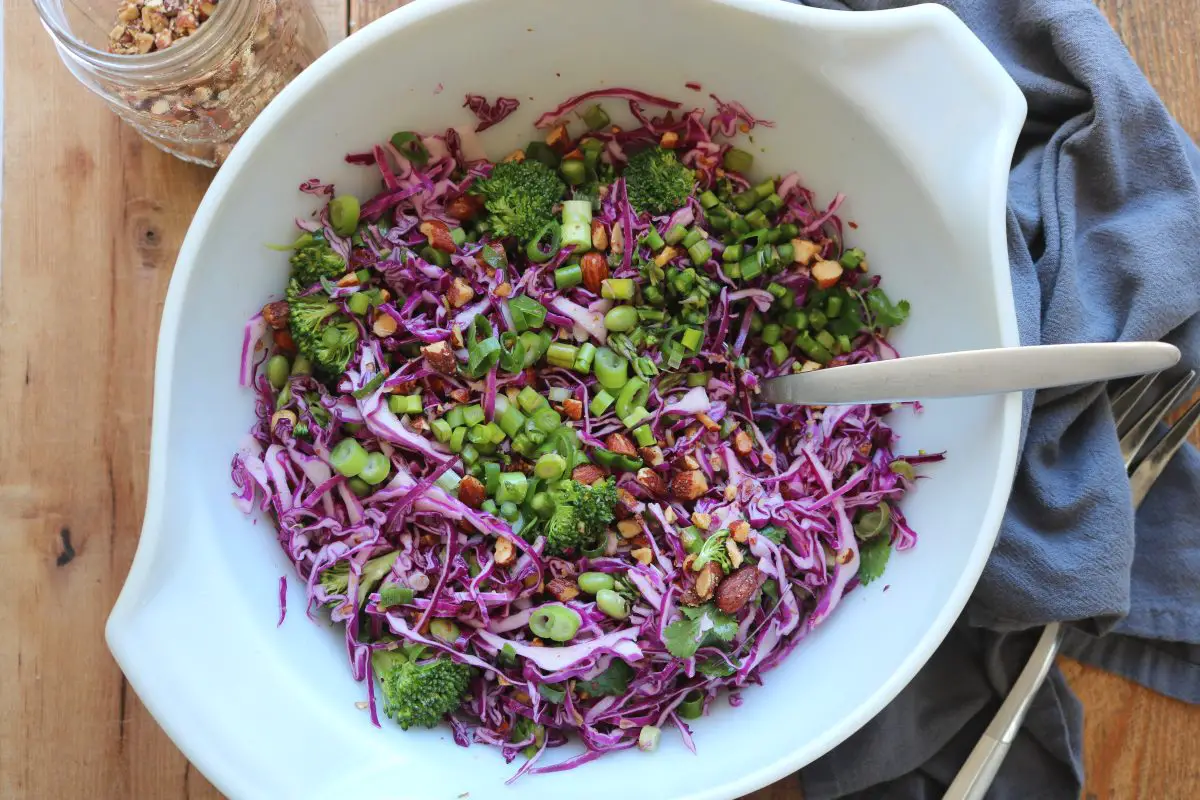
[[791, 239, 822, 266], [494, 537, 516, 567], [591, 219, 609, 251], [458, 476, 486, 509], [547, 577, 579, 603], [561, 398, 583, 420], [723, 483, 737, 501], [726, 539, 743, 569], [631, 547, 653, 565], [447, 277, 475, 308], [495, 282, 512, 298], [639, 446, 664, 466], [654, 246, 678, 267], [372, 313, 398, 338], [604, 432, 637, 458], [691, 512, 712, 531], [659, 131, 680, 149], [811, 259, 844, 289], [694, 562, 722, 600], [422, 341, 458, 374], [446, 194, 484, 221], [671, 470, 709, 501], [732, 430, 753, 457], [261, 301, 289, 330], [616, 519, 642, 539], [635, 467, 667, 496], [420, 220, 457, 254], [545, 123, 570, 152], [730, 520, 750, 543], [696, 413, 719, 432], [800, 360, 822, 373], [572, 464, 607, 485]]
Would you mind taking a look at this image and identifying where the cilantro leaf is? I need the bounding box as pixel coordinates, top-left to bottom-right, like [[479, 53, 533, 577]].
[[865, 288, 910, 329], [759, 525, 787, 544], [697, 657, 739, 678], [857, 536, 892, 586], [537, 683, 566, 704], [575, 659, 634, 697], [667, 604, 739, 659], [664, 618, 702, 659]]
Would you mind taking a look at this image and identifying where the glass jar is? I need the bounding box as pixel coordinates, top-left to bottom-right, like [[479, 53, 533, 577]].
[[34, 0, 328, 166]]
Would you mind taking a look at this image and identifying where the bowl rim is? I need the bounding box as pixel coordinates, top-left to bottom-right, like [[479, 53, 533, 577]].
[[107, 1, 1027, 797]]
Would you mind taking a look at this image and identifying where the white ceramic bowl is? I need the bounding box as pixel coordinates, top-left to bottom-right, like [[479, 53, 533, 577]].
[[107, 1, 1025, 797]]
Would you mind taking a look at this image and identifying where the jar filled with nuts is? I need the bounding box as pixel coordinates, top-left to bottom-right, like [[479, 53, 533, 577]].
[[35, 0, 327, 166]]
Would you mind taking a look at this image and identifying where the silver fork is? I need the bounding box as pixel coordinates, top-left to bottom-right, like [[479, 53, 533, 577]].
[[944, 369, 1200, 800]]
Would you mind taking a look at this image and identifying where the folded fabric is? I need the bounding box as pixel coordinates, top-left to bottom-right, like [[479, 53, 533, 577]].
[[787, 1, 1200, 797]]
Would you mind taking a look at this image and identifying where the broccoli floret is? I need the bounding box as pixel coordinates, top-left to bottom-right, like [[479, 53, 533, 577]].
[[624, 147, 696, 215], [319, 551, 399, 606], [545, 478, 618, 556], [372, 647, 471, 730], [289, 233, 346, 287], [286, 285, 360, 379], [471, 159, 566, 243]]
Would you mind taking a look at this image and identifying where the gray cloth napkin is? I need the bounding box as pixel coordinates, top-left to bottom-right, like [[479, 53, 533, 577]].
[[787, 1, 1200, 797]]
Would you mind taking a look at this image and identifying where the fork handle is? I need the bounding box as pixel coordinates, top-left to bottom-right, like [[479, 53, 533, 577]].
[[943, 623, 1063, 800], [944, 736, 1010, 800]]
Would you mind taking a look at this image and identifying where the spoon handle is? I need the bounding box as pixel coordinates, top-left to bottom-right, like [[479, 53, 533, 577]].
[[757, 342, 1180, 405]]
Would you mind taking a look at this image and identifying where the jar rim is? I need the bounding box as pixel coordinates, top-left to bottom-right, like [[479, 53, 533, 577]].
[[34, 0, 253, 75]]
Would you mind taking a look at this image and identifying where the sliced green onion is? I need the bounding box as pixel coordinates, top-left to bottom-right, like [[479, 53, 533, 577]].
[[359, 452, 391, 485], [498, 403, 527, 438], [744, 208, 768, 229], [445, 406, 466, 429], [527, 222, 561, 263], [615, 377, 649, 420], [601, 279, 635, 301], [466, 336, 501, 377], [498, 331, 526, 374], [687, 241, 712, 265], [770, 341, 789, 366], [633, 424, 656, 448], [680, 327, 703, 352], [590, 390, 615, 416], [698, 190, 720, 209], [622, 406, 651, 429], [509, 295, 547, 331], [593, 347, 629, 390], [548, 386, 572, 403], [520, 331, 551, 366], [840, 247, 866, 270], [518, 385, 547, 414], [554, 264, 583, 289], [535, 453, 567, 480], [678, 691, 704, 719], [643, 228, 665, 251], [723, 148, 754, 173], [462, 404, 485, 427], [573, 342, 597, 373], [330, 438, 369, 478], [496, 472, 529, 505], [761, 323, 781, 346], [525, 141, 559, 168], [722, 243, 743, 263], [546, 342, 579, 369], [560, 199, 593, 250], [890, 460, 915, 481], [560, 159, 587, 186], [431, 418, 453, 442], [664, 224, 688, 245], [347, 292, 371, 316], [854, 503, 892, 540]]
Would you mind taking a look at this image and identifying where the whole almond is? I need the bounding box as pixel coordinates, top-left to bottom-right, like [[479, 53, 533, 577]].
[[715, 566, 761, 614], [580, 252, 609, 294], [446, 194, 483, 221]]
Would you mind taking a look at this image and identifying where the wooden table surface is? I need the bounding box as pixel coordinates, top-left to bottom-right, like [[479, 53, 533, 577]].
[[2, 1, 1197, 798]]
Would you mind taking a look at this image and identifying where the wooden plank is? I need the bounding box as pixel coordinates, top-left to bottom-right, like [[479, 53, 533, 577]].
[[311, 0, 349, 44], [348, 0, 413, 35]]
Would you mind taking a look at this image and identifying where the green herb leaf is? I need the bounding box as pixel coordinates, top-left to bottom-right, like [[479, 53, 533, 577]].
[[664, 618, 702, 660], [575, 659, 634, 697], [351, 371, 387, 399], [537, 683, 566, 704], [864, 288, 910, 329], [857, 536, 892, 586], [696, 657, 739, 678], [497, 643, 519, 669], [480, 244, 508, 271], [760, 525, 787, 544]]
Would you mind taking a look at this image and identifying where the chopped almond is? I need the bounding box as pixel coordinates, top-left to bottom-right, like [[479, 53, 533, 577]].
[[680, 453, 701, 470], [654, 246, 678, 267], [458, 476, 486, 508], [494, 537, 516, 567], [671, 470, 709, 501], [572, 464, 607, 485], [273, 329, 297, 356], [503, 149, 525, 163], [545, 123, 571, 153], [447, 277, 475, 308], [261, 301, 290, 330], [801, 360, 823, 373], [791, 238, 822, 266], [631, 547, 653, 565], [616, 519, 642, 539], [635, 467, 667, 496], [723, 484, 737, 502], [562, 398, 583, 421], [372, 313, 398, 338], [495, 282, 512, 298], [694, 562, 722, 600], [446, 194, 484, 221], [811, 259, 844, 289], [422, 341, 458, 374], [732, 430, 753, 457], [730, 520, 751, 543], [547, 577, 580, 603], [591, 219, 609, 251], [336, 273, 360, 288], [696, 413, 719, 432], [604, 433, 638, 458], [691, 512, 712, 531], [639, 446, 664, 466], [659, 131, 679, 149], [726, 539, 744, 569]]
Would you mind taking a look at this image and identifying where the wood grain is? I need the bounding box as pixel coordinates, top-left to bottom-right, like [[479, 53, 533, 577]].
[[0, 2, 1196, 799]]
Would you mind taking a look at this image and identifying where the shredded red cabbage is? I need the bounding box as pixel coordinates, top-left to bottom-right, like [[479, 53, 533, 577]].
[[233, 89, 942, 777]]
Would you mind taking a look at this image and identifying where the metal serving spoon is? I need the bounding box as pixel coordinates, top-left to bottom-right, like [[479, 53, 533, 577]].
[[757, 342, 1180, 406]]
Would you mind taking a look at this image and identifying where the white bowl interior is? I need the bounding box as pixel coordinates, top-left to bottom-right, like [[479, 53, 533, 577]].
[[108, 1, 1024, 798]]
